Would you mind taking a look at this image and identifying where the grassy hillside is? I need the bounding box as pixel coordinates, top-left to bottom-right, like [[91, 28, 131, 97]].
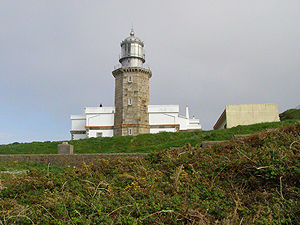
[[0, 122, 299, 224], [0, 120, 298, 155], [280, 108, 300, 121]]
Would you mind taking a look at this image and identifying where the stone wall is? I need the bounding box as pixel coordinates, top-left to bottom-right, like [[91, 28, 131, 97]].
[[0, 153, 148, 167], [112, 67, 152, 136]]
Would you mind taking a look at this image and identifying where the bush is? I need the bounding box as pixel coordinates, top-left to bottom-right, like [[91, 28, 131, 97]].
[[0, 123, 299, 224]]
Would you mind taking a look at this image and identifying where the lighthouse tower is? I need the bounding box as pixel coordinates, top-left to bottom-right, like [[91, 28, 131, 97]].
[[112, 30, 152, 136]]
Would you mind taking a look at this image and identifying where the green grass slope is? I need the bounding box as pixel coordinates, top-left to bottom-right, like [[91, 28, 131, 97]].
[[0, 122, 299, 224], [280, 108, 300, 121], [0, 120, 297, 155]]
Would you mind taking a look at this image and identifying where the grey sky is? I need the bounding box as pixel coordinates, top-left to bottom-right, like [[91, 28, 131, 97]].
[[1, 1, 299, 144]]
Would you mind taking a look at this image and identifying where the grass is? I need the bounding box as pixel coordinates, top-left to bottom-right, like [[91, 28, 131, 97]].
[[0, 122, 299, 224], [280, 108, 300, 121], [0, 119, 298, 155]]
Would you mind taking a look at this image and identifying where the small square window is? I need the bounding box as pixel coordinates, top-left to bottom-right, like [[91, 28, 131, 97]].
[[128, 76, 132, 83], [96, 132, 103, 137], [128, 98, 132, 105]]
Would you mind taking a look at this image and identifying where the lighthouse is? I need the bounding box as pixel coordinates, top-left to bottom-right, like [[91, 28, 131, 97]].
[[70, 30, 202, 140], [112, 30, 152, 136]]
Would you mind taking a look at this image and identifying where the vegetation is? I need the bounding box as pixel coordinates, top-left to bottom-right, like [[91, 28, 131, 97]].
[[0, 120, 298, 155], [280, 108, 300, 121], [0, 122, 299, 224]]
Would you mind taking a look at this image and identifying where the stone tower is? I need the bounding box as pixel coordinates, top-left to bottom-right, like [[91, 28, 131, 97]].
[[112, 30, 152, 136]]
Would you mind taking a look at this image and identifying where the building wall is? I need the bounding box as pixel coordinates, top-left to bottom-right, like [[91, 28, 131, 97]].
[[148, 105, 180, 133], [70, 115, 86, 131], [85, 107, 114, 127], [70, 115, 86, 140], [226, 103, 280, 128], [186, 118, 202, 130], [150, 128, 177, 133], [71, 105, 201, 140], [178, 116, 188, 130], [85, 107, 114, 138], [149, 106, 179, 124], [72, 134, 86, 140], [88, 129, 114, 138], [148, 105, 201, 133]]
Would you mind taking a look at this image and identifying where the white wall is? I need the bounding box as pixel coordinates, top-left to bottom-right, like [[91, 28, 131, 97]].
[[177, 116, 188, 130], [150, 128, 177, 133], [187, 118, 201, 129], [148, 105, 201, 132], [71, 105, 202, 139], [85, 107, 114, 138], [149, 113, 178, 125], [148, 105, 179, 125], [70, 115, 86, 131], [72, 134, 86, 140], [71, 107, 115, 140], [86, 114, 114, 127], [85, 107, 115, 127], [88, 129, 114, 138]]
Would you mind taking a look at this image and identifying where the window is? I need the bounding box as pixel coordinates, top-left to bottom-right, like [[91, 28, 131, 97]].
[[128, 128, 132, 135], [96, 132, 103, 137], [128, 76, 132, 83], [128, 98, 132, 105]]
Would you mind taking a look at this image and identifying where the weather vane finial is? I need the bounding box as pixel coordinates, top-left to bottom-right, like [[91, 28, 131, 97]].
[[130, 22, 134, 36]]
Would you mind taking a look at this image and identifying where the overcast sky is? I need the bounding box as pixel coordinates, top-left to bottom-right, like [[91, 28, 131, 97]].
[[1, 1, 299, 144]]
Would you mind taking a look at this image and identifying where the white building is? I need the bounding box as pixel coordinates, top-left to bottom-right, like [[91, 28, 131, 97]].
[[71, 105, 201, 139], [70, 30, 201, 140]]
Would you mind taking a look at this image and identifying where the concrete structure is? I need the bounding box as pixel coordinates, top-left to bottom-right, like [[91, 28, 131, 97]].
[[57, 142, 73, 154], [70, 30, 201, 140], [213, 103, 280, 130]]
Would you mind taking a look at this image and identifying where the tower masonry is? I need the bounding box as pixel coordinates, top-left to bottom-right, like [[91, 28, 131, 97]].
[[112, 30, 152, 136]]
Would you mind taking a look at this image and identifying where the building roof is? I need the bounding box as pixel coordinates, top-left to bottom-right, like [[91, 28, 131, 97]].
[[213, 109, 226, 130], [121, 29, 144, 46]]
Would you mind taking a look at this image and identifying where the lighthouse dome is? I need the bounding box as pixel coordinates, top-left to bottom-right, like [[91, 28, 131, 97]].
[[119, 29, 145, 67], [121, 30, 144, 47]]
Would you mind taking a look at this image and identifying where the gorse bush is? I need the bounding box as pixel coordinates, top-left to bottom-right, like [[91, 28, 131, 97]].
[[0, 122, 299, 224]]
